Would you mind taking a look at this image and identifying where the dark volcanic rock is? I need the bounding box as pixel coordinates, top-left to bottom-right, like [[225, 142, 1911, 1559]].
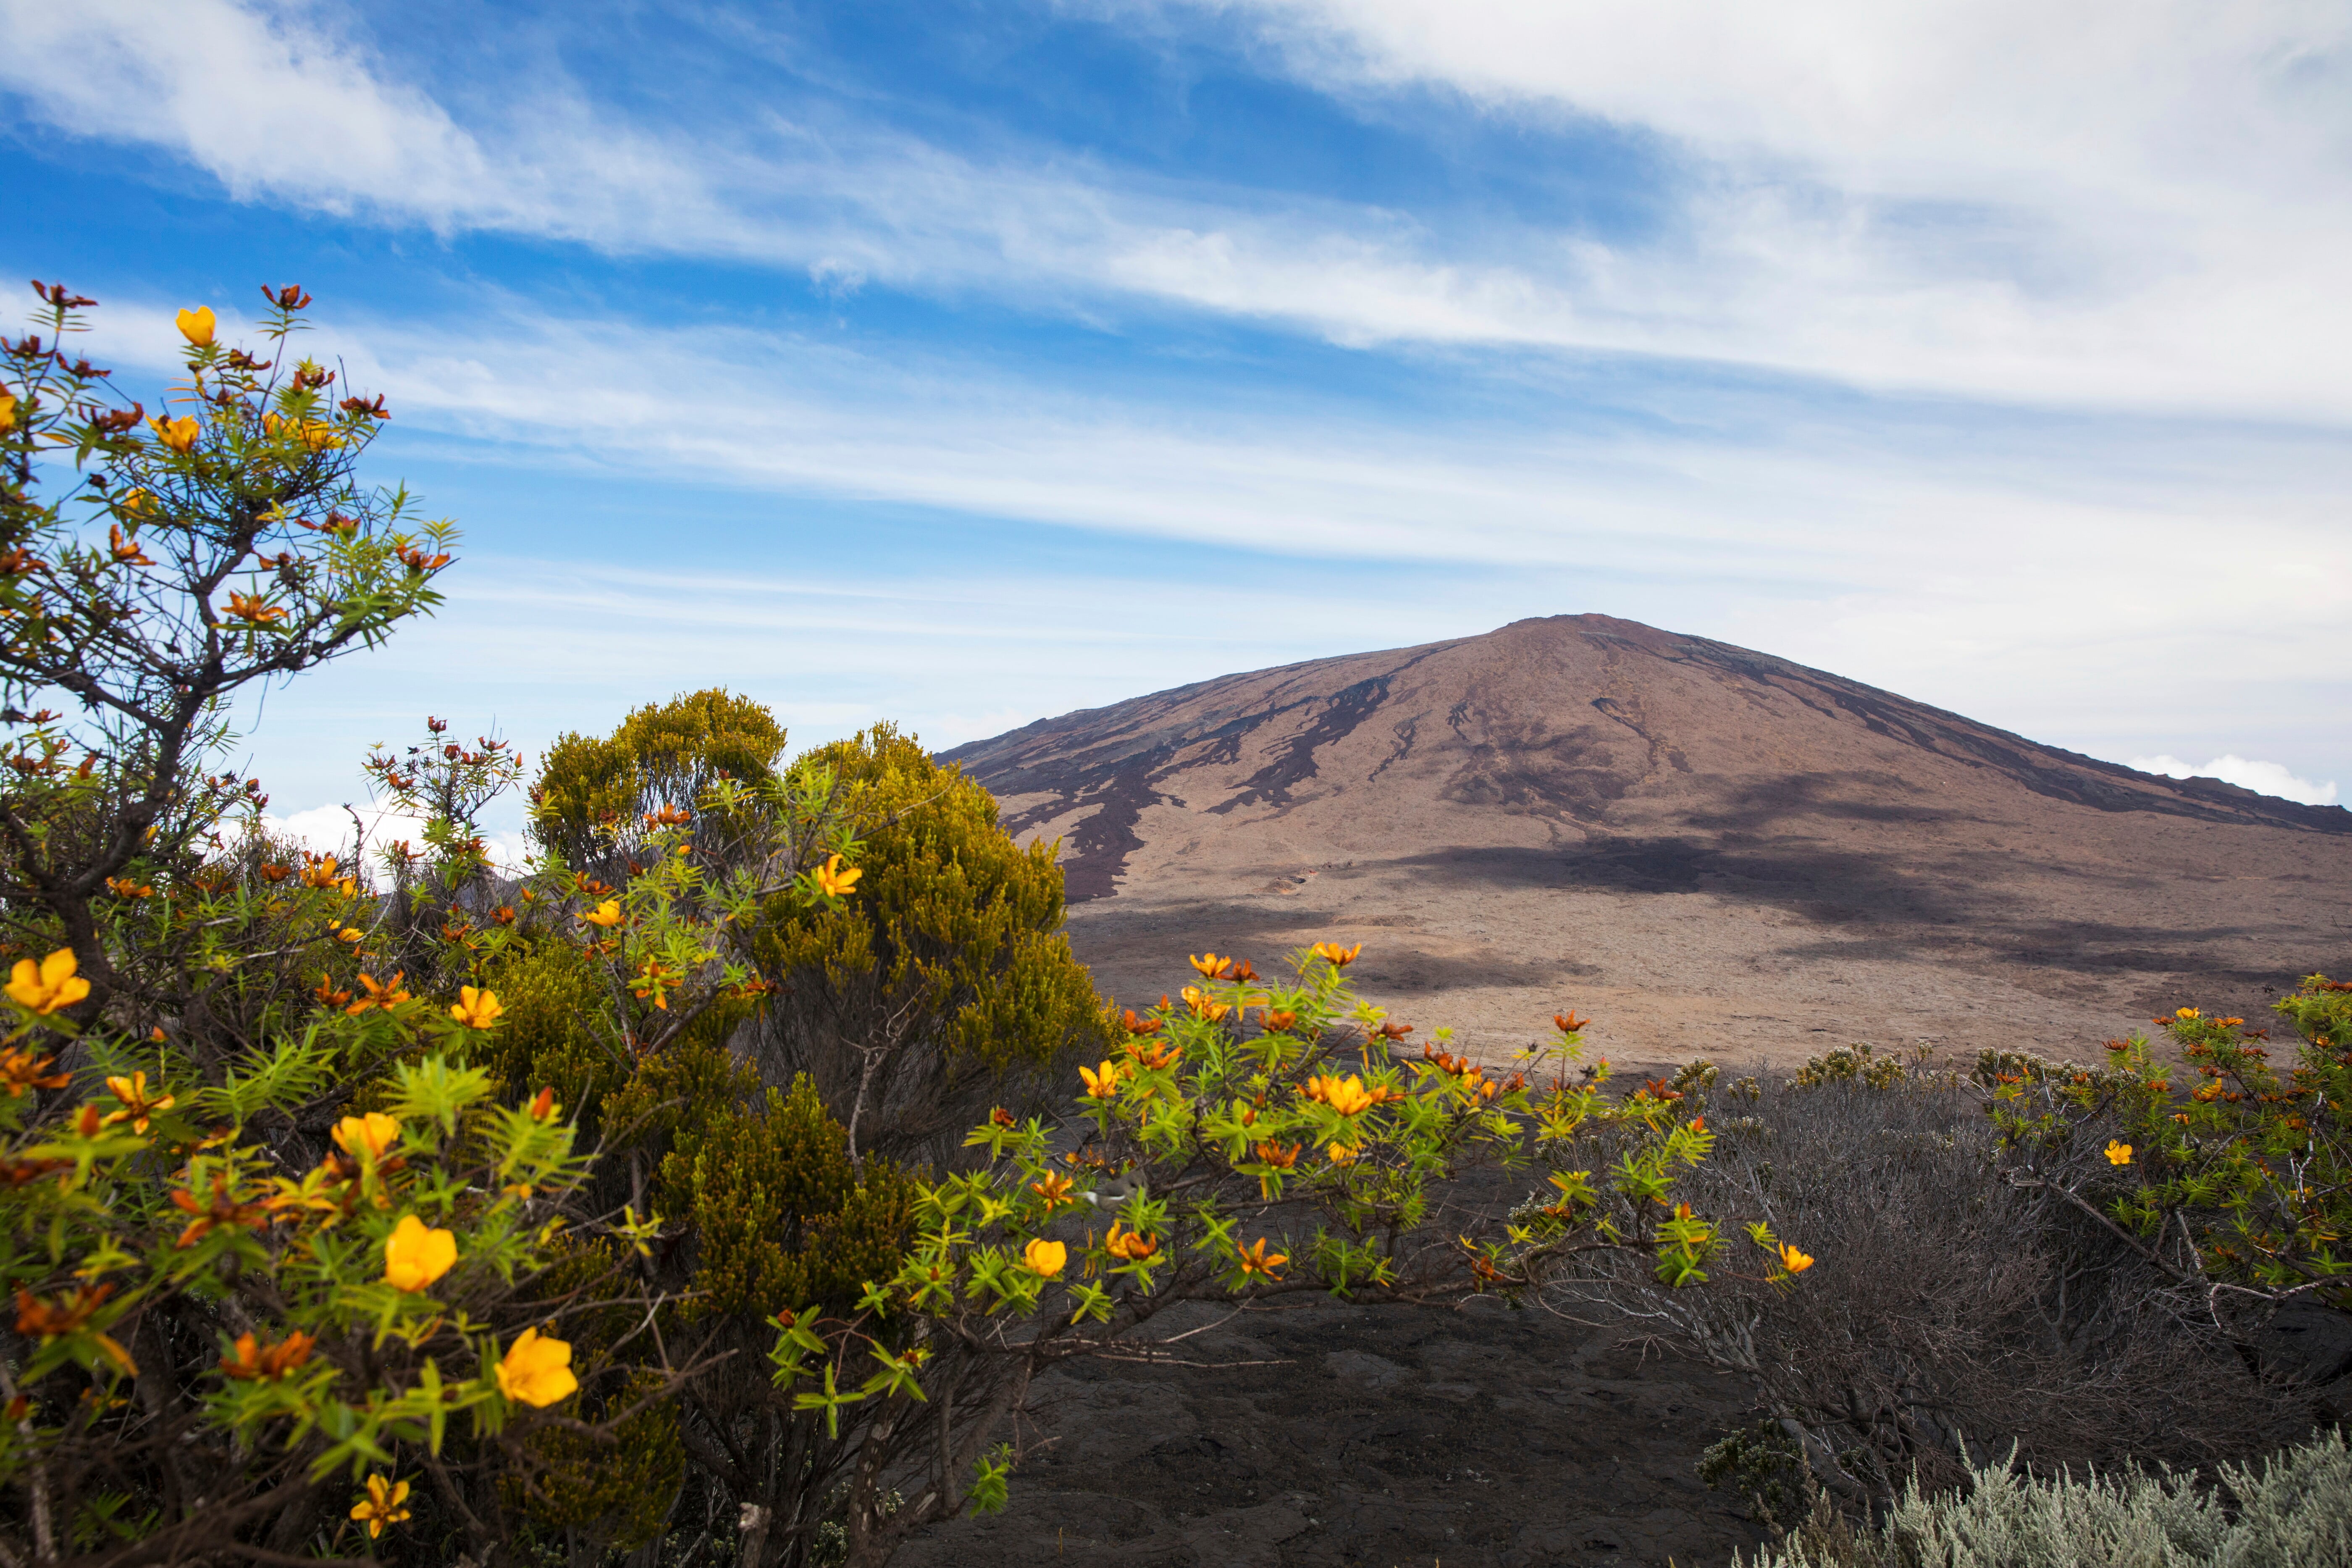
[[895, 1299, 1764, 1568], [943, 614, 2352, 1071]]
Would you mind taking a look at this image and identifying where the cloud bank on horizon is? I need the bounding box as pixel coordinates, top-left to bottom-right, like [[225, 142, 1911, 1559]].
[[1, 0, 2345, 822], [2128, 756, 2340, 809]]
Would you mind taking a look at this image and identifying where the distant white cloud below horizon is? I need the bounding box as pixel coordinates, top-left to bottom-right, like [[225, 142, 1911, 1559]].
[[2125, 755, 2341, 809], [2, 0, 2347, 827]]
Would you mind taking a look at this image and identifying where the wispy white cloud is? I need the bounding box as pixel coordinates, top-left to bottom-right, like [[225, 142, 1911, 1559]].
[[65, 282, 2352, 625], [6, 0, 2352, 419], [0, 0, 499, 218], [74, 289, 2316, 817], [1181, 0, 2352, 206], [2126, 754, 2340, 807], [1127, 0, 2352, 412]]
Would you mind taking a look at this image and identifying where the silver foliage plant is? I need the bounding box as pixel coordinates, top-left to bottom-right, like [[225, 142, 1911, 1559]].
[[1743, 1428, 2352, 1568]]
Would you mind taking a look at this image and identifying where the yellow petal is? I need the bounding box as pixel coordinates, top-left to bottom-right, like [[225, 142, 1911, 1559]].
[[497, 1327, 578, 1406], [382, 1213, 457, 1291]]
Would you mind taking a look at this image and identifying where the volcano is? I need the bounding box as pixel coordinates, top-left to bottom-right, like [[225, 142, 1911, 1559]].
[[941, 615, 2352, 1068]]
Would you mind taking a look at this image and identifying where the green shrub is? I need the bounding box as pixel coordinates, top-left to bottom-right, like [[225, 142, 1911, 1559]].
[[472, 940, 627, 1127], [1790, 1042, 1907, 1090], [1702, 1420, 1814, 1533], [659, 1075, 915, 1321], [499, 1368, 685, 1556], [531, 687, 789, 868], [744, 722, 1114, 1166], [1991, 979, 2352, 1323]]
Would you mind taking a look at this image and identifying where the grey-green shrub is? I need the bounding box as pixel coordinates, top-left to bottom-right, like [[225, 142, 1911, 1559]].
[[1744, 1429, 2352, 1568]]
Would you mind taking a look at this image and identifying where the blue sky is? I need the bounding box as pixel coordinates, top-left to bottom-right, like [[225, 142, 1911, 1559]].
[[4, 0, 2348, 849]]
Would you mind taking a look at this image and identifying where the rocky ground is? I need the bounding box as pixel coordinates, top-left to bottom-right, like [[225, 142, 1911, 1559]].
[[896, 1297, 1767, 1568]]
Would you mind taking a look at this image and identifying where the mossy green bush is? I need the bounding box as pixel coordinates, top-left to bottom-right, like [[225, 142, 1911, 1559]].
[[659, 1075, 916, 1321], [745, 721, 1114, 1165], [531, 687, 789, 867], [472, 940, 627, 1128], [499, 1368, 685, 1556]]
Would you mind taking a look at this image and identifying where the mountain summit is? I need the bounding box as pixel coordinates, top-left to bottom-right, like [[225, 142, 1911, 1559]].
[[942, 615, 2352, 1065]]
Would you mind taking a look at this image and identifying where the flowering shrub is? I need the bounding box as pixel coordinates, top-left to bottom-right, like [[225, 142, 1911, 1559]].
[[1992, 977, 2352, 1330], [0, 284, 452, 1021], [724, 950, 1785, 1565], [744, 722, 1115, 1169], [0, 991, 601, 1561], [0, 287, 862, 1565], [1653, 1056, 2311, 1515]]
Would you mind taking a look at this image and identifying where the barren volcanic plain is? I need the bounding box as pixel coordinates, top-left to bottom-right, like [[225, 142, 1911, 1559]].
[[944, 614, 2352, 1075]]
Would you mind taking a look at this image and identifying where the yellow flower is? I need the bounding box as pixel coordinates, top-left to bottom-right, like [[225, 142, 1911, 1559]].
[[1777, 1242, 1815, 1275], [349, 1474, 410, 1539], [149, 415, 200, 453], [496, 1326, 578, 1407], [1189, 952, 1233, 979], [103, 1071, 175, 1134], [332, 1112, 401, 1163], [7, 948, 89, 1015], [2176, 1007, 2201, 1020], [346, 972, 411, 1014], [260, 412, 343, 450], [1029, 1171, 1075, 1207], [1104, 1222, 1158, 1261], [1022, 1238, 1068, 1277], [449, 985, 504, 1029], [1310, 941, 1362, 967], [2105, 1140, 2133, 1166], [381, 1213, 457, 1292], [1179, 985, 1231, 1022], [1235, 1237, 1287, 1281], [1305, 1074, 1376, 1117], [0, 1046, 69, 1097], [580, 899, 622, 928], [1078, 1060, 1124, 1098], [175, 307, 216, 348], [814, 853, 861, 897], [0, 391, 14, 431], [1328, 1143, 1359, 1166]]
